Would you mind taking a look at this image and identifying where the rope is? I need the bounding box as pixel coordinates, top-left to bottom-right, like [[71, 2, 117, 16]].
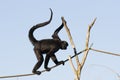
[[0, 49, 86, 79]]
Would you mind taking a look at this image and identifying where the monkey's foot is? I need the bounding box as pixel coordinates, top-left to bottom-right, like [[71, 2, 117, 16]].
[[32, 70, 41, 75], [45, 67, 51, 71]]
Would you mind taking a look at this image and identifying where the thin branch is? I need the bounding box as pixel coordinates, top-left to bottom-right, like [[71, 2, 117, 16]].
[[90, 48, 120, 56], [64, 49, 86, 62], [0, 62, 62, 79], [68, 56, 77, 75], [61, 17, 76, 49], [0, 73, 35, 79], [0, 49, 86, 79], [81, 18, 96, 67], [0, 63, 62, 79], [87, 64, 120, 79], [61, 17, 80, 66]]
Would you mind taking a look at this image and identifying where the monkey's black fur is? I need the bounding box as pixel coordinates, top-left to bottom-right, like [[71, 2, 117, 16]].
[[28, 9, 68, 75]]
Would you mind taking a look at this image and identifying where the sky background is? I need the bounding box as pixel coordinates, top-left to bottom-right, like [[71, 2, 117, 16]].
[[0, 0, 120, 80]]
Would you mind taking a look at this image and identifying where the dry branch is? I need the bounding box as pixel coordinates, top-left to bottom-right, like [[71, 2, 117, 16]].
[[90, 48, 120, 56], [61, 17, 80, 66], [62, 17, 81, 80], [87, 64, 120, 79], [62, 16, 96, 80], [81, 18, 96, 67], [0, 49, 86, 79], [69, 56, 80, 80], [0, 73, 34, 79], [61, 17, 76, 49], [68, 56, 77, 75]]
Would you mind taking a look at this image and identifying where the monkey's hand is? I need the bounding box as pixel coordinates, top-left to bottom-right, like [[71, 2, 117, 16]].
[[58, 61, 65, 65]]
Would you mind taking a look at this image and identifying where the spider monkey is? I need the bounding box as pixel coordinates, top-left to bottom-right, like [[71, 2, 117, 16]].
[[28, 9, 68, 75]]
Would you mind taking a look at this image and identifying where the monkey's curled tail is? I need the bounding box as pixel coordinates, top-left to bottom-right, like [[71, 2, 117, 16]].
[[29, 8, 53, 46]]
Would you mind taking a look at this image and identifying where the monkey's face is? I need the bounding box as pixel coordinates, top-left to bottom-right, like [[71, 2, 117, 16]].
[[61, 41, 68, 50]]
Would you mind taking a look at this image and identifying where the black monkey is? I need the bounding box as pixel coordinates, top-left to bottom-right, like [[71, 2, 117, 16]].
[[28, 9, 68, 75]]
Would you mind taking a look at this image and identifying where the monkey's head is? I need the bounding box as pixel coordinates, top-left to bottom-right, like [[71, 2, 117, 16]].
[[60, 41, 68, 50]]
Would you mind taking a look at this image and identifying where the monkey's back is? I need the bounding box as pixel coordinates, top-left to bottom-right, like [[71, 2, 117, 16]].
[[34, 39, 61, 53]]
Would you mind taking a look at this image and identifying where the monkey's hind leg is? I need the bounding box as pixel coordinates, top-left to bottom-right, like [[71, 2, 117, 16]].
[[32, 49, 44, 75], [44, 54, 51, 71]]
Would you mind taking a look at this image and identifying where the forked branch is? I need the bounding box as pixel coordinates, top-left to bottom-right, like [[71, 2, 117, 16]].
[[66, 17, 96, 80], [81, 18, 96, 67]]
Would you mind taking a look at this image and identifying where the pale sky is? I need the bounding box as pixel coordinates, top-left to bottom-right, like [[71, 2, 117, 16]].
[[0, 0, 120, 80]]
